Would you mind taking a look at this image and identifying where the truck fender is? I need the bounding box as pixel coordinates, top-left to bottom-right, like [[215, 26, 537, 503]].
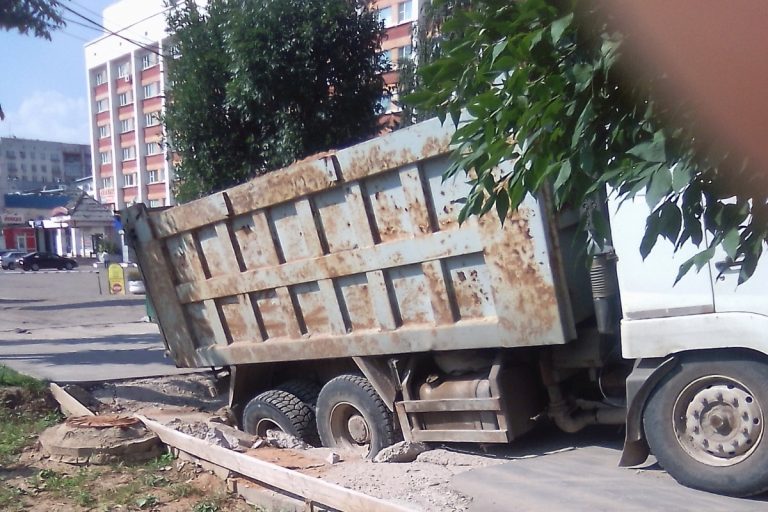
[[619, 356, 678, 467]]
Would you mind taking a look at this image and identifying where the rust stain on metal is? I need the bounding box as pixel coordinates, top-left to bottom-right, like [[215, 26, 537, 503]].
[[484, 208, 558, 341]]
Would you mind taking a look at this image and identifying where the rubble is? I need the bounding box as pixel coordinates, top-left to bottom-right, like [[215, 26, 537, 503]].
[[264, 429, 312, 450], [374, 441, 430, 463]]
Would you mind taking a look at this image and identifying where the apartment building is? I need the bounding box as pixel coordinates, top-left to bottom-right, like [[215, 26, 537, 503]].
[[85, 0, 418, 212], [376, 0, 419, 113], [0, 137, 91, 193], [84, 0, 173, 213]]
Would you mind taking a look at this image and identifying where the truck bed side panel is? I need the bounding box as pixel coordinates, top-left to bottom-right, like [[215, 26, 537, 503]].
[[126, 118, 572, 367]]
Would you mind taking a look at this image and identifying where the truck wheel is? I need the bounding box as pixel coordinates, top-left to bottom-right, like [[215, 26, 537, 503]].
[[316, 374, 396, 459], [276, 379, 321, 408], [242, 389, 316, 445], [644, 354, 768, 496]]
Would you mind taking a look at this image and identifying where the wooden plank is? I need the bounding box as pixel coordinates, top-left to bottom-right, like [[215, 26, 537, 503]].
[[409, 429, 509, 443], [399, 398, 501, 414], [136, 415, 413, 512], [176, 229, 484, 304], [49, 383, 94, 417]]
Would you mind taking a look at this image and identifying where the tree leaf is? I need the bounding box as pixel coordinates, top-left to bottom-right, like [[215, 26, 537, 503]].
[[553, 159, 572, 190], [628, 131, 666, 163], [722, 228, 740, 260], [550, 13, 573, 45], [645, 165, 671, 208]]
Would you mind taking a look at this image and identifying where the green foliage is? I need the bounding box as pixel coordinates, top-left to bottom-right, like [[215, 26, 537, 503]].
[[165, 0, 388, 202], [0, 365, 46, 392], [408, 0, 767, 283], [0, 0, 64, 39]]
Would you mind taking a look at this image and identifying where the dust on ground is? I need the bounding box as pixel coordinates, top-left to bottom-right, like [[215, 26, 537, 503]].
[[79, 373, 515, 512]]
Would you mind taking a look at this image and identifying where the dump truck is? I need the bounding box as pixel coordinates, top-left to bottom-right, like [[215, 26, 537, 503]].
[[125, 116, 768, 497]]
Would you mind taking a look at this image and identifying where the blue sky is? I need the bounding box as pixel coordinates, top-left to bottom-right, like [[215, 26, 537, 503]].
[[0, 1, 116, 145]]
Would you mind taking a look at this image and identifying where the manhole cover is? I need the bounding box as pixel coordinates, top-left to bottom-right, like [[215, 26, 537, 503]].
[[66, 415, 140, 428]]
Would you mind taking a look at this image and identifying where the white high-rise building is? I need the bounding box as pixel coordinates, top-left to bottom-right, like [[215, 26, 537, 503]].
[[84, 0, 174, 213]]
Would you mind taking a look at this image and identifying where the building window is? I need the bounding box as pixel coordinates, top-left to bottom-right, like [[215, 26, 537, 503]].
[[5, 150, 14, 158], [121, 146, 136, 161], [377, 6, 392, 27], [31, 164, 37, 173], [101, 177, 113, 188], [8, 163, 17, 172], [50, 153, 60, 162], [96, 99, 108, 112], [145, 142, 161, 155], [51, 165, 61, 174], [120, 118, 134, 133], [141, 53, 157, 69], [95, 71, 106, 85], [19, 151, 25, 158], [123, 173, 137, 187], [31, 151, 36, 160], [100, 151, 111, 164], [398, 45, 413, 63], [98, 125, 110, 138], [144, 112, 160, 127], [149, 199, 163, 208], [41, 165, 47, 173], [381, 49, 392, 66], [397, 0, 413, 22], [377, 95, 392, 112], [21, 163, 26, 171], [147, 169, 164, 183], [116, 62, 129, 78], [143, 82, 159, 99], [118, 92, 132, 106]]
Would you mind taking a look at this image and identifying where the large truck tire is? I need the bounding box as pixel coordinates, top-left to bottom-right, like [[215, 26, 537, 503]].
[[276, 379, 321, 408], [316, 374, 396, 459], [643, 353, 768, 496], [242, 389, 317, 445]]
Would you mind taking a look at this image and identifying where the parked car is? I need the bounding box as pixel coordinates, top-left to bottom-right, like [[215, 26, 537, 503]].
[[17, 252, 78, 271], [1, 251, 27, 270]]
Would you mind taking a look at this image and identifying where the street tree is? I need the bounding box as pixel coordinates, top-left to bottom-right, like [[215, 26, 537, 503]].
[[406, 0, 767, 283], [164, 0, 388, 202], [0, 0, 65, 39]]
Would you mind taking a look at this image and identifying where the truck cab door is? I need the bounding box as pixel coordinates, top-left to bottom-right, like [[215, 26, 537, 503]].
[[710, 246, 768, 316]]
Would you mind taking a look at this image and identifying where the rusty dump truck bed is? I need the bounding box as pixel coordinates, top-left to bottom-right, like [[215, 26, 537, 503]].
[[125, 117, 576, 368]]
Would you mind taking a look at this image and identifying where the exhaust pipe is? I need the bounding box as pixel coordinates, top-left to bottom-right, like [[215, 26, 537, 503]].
[[591, 252, 620, 335]]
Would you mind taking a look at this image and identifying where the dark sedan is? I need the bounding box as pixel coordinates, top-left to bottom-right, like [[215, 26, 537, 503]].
[[17, 252, 78, 271]]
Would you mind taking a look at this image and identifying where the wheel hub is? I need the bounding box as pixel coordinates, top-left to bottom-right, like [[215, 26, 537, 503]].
[[347, 415, 370, 444], [678, 378, 763, 466]]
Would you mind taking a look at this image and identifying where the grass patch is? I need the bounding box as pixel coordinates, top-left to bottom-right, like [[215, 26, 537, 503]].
[[27, 468, 98, 507], [0, 366, 60, 465], [0, 365, 46, 392]]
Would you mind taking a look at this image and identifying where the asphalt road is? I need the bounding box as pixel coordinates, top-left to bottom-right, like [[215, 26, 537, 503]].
[[451, 426, 767, 511], [0, 269, 194, 383]]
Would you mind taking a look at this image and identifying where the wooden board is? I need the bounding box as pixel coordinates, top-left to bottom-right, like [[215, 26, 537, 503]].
[[136, 415, 413, 512], [49, 383, 95, 417]]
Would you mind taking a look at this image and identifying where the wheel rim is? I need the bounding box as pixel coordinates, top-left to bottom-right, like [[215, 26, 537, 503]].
[[254, 418, 283, 437], [673, 375, 763, 467], [328, 401, 371, 456]]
